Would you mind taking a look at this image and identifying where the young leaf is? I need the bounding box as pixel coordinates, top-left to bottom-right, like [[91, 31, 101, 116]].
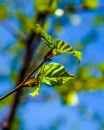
[[27, 64, 45, 97], [23, 76, 41, 97], [42, 62, 75, 86], [29, 84, 41, 97], [34, 0, 57, 14], [53, 40, 82, 62], [83, 0, 99, 9], [36, 24, 55, 49], [36, 25, 82, 62], [62, 91, 78, 106], [34, 0, 50, 13]]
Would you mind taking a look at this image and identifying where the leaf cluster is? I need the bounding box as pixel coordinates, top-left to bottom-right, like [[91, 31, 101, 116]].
[[24, 24, 82, 97]]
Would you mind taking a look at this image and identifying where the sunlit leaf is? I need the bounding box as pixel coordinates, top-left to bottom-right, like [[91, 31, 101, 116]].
[[36, 24, 55, 49], [53, 40, 82, 62], [50, 0, 57, 13], [34, 0, 50, 12], [43, 22, 50, 30], [62, 91, 78, 106], [25, 64, 45, 97], [83, 0, 99, 9], [29, 84, 41, 97], [34, 0, 57, 13], [42, 62, 75, 86], [36, 25, 82, 62]]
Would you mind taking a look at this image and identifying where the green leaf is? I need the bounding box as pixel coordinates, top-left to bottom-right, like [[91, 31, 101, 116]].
[[83, 0, 99, 9], [34, 0, 50, 13], [29, 84, 41, 97], [62, 91, 78, 105], [36, 25, 82, 62], [0, 4, 8, 19], [42, 62, 75, 86], [23, 76, 41, 97], [50, 0, 58, 13], [34, 0, 57, 13], [53, 40, 82, 62], [27, 64, 45, 97], [36, 24, 55, 49]]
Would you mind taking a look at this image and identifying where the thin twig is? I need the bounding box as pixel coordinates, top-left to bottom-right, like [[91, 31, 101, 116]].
[[75, 4, 104, 12], [2, 12, 48, 130], [65, 4, 104, 14], [0, 20, 26, 42], [0, 50, 52, 101]]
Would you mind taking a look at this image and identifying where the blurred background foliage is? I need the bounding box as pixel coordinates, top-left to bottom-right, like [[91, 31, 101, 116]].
[[0, 0, 104, 130]]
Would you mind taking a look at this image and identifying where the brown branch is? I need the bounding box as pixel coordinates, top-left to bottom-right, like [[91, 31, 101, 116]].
[[1, 9, 50, 129], [0, 50, 52, 101], [2, 41, 38, 130], [0, 1, 52, 128]]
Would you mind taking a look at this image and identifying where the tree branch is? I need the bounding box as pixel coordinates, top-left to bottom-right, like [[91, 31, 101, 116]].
[[1, 11, 49, 130], [0, 50, 52, 101], [0, 20, 26, 42]]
